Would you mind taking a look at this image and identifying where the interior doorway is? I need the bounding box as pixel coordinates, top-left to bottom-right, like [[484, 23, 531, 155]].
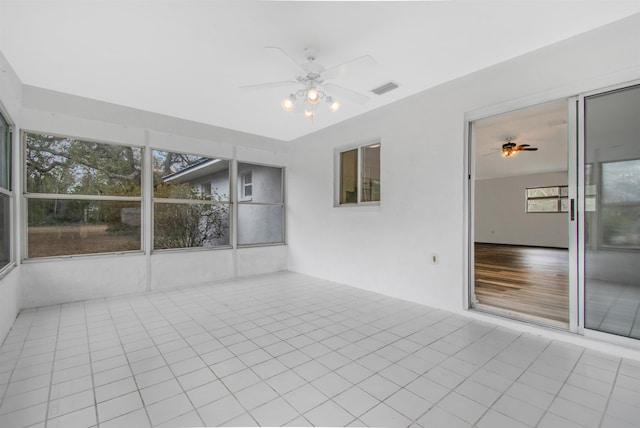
[[470, 100, 570, 326]]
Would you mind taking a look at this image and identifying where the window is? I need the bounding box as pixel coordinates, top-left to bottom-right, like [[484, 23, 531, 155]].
[[0, 112, 11, 271], [601, 159, 640, 248], [0, 194, 10, 271], [24, 133, 143, 258], [526, 186, 568, 213], [237, 163, 284, 246], [337, 142, 380, 205], [200, 182, 212, 197], [152, 150, 230, 250], [361, 144, 381, 202], [241, 171, 253, 200]]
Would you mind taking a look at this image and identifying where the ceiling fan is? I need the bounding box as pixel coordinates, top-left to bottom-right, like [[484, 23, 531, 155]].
[[240, 47, 376, 119], [501, 137, 538, 157]]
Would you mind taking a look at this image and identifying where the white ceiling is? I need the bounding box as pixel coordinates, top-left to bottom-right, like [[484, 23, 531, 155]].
[[474, 100, 568, 180], [1, 1, 639, 142]]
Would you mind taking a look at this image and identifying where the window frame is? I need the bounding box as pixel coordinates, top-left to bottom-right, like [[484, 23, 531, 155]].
[[236, 161, 285, 247], [525, 185, 568, 213], [200, 182, 212, 197], [335, 140, 381, 207], [240, 171, 253, 201], [0, 111, 14, 275], [21, 130, 288, 257], [22, 131, 144, 260], [151, 148, 232, 252]]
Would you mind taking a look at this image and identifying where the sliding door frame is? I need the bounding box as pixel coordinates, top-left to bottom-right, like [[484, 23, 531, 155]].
[[577, 80, 640, 348], [465, 97, 575, 329], [465, 74, 640, 346], [568, 96, 580, 334]]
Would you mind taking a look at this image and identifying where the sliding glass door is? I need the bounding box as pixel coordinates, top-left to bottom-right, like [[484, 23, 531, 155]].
[[582, 84, 640, 339], [469, 100, 571, 326]]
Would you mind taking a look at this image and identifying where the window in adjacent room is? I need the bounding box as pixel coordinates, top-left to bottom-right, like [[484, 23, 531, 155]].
[[526, 185, 568, 213], [237, 163, 284, 246], [337, 142, 381, 205], [24, 132, 143, 258], [152, 150, 230, 250]]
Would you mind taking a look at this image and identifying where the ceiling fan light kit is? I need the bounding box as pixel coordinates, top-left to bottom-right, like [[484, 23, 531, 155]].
[[307, 88, 320, 105], [280, 94, 296, 112], [501, 138, 538, 158], [502, 141, 518, 157], [280, 86, 341, 118], [328, 97, 341, 113], [242, 46, 375, 120]]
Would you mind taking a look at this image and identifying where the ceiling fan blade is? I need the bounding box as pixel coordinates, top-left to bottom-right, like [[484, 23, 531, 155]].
[[264, 46, 306, 75], [321, 55, 377, 80], [239, 80, 298, 90], [522, 147, 538, 151], [481, 151, 500, 157], [323, 83, 370, 105], [517, 144, 531, 148]]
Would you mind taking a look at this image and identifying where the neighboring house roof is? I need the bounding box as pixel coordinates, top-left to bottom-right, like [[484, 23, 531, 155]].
[[162, 158, 227, 184]]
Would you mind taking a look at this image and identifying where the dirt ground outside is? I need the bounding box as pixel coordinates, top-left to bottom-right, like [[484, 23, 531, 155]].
[[28, 224, 141, 258]]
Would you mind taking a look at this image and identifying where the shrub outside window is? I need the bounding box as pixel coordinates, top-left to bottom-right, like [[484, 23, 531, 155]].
[[237, 163, 284, 246], [24, 132, 142, 258], [152, 150, 230, 250]]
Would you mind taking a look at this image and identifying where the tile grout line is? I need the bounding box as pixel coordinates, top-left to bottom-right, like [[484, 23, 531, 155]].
[[43, 305, 63, 428], [3, 273, 639, 428], [99, 296, 154, 428], [85, 299, 106, 428], [533, 346, 586, 428], [0, 312, 33, 415], [160, 280, 387, 425], [136, 289, 252, 427], [403, 324, 517, 426], [597, 356, 622, 428]]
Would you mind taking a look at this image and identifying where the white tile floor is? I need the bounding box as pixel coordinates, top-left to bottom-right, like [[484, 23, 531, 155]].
[[1, 272, 639, 428], [586, 279, 640, 339]]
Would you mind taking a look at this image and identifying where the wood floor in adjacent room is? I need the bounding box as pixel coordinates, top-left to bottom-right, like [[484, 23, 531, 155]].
[[474, 243, 569, 324]]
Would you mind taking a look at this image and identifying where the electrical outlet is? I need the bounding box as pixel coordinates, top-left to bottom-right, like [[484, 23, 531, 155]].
[[431, 253, 439, 264]]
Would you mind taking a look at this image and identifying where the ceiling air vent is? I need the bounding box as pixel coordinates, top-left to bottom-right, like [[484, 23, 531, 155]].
[[371, 81, 399, 96]]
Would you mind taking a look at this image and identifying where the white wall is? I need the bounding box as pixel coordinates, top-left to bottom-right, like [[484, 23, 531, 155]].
[[0, 50, 22, 344], [0, 268, 20, 345], [475, 172, 568, 248], [21, 255, 147, 308], [287, 13, 640, 312]]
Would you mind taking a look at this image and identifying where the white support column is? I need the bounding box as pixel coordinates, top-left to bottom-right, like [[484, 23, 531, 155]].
[[144, 130, 153, 292]]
